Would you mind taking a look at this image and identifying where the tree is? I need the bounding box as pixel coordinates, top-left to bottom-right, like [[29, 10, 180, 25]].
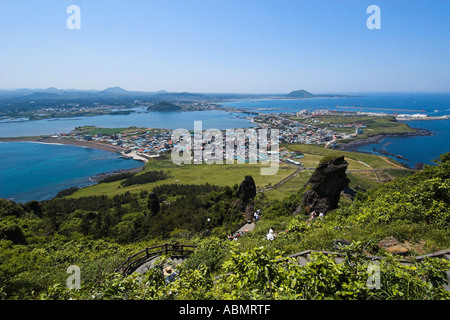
[[147, 192, 160, 215]]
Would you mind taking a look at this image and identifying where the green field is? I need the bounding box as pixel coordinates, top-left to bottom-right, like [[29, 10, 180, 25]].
[[69, 143, 412, 201], [283, 143, 403, 168], [290, 115, 417, 140], [73, 126, 146, 136], [69, 158, 298, 198]]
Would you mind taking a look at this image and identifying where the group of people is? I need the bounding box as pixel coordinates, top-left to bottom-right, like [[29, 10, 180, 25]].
[[310, 210, 325, 220], [228, 231, 244, 241]]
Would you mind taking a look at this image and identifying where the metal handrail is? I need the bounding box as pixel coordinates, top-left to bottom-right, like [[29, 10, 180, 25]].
[[115, 243, 197, 275]]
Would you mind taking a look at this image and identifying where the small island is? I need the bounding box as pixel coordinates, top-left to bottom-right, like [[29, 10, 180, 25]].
[[146, 101, 182, 112]]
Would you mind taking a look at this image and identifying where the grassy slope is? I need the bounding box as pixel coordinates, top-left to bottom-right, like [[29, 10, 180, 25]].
[[261, 143, 413, 201], [298, 115, 416, 137]]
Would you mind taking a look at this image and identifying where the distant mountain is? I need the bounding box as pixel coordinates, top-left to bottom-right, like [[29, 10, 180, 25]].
[[287, 89, 315, 98], [0, 88, 35, 96], [0, 87, 357, 109], [17, 92, 62, 100], [100, 87, 130, 95], [39, 87, 61, 93]]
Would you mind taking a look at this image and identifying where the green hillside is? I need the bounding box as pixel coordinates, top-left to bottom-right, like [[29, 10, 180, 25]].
[[0, 152, 448, 300]]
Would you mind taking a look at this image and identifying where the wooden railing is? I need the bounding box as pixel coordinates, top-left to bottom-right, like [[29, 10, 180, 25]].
[[115, 243, 197, 275]]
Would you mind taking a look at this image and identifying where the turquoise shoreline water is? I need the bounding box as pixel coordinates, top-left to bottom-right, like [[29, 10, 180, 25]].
[[0, 142, 143, 203]]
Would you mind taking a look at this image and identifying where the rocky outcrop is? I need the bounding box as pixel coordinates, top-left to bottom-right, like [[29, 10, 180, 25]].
[[299, 156, 350, 215], [335, 129, 432, 151], [236, 176, 257, 220], [378, 237, 409, 255], [237, 175, 256, 203]]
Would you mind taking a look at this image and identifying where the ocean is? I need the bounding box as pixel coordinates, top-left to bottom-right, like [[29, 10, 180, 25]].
[[0, 109, 256, 138], [0, 142, 143, 203], [0, 93, 448, 202], [219, 92, 450, 117], [220, 92, 450, 166], [355, 119, 450, 167]]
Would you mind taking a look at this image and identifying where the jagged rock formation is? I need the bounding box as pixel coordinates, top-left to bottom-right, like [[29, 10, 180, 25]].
[[299, 156, 350, 215], [236, 175, 257, 220], [237, 175, 256, 203]]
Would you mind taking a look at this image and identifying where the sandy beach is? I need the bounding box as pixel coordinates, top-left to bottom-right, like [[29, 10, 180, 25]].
[[0, 136, 127, 154], [0, 135, 157, 165]]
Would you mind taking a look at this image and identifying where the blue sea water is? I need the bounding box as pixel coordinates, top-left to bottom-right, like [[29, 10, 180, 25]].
[[0, 93, 448, 202], [220, 92, 450, 117], [220, 93, 450, 167], [0, 109, 256, 138], [0, 109, 256, 203], [0, 142, 143, 203], [355, 119, 450, 167]]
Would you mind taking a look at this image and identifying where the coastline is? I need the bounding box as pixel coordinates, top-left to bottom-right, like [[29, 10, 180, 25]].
[[0, 136, 147, 202], [89, 166, 144, 182], [334, 128, 433, 151], [0, 136, 127, 154], [0, 135, 150, 166], [0, 136, 150, 163]]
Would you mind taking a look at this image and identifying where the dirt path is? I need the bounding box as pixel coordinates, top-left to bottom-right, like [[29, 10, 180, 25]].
[[381, 156, 408, 169], [257, 165, 304, 193]]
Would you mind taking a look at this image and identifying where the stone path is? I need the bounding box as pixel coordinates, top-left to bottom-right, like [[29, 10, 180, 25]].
[[236, 222, 256, 233], [133, 256, 185, 275]]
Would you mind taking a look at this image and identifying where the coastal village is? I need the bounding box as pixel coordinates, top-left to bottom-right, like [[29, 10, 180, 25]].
[[48, 109, 372, 164], [32, 105, 446, 166]]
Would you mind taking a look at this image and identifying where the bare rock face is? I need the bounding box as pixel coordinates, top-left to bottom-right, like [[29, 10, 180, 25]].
[[237, 175, 256, 203], [236, 176, 257, 216], [244, 203, 255, 222], [300, 156, 350, 214]]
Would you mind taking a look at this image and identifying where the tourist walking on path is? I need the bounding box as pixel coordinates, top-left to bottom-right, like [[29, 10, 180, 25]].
[[254, 211, 259, 223]]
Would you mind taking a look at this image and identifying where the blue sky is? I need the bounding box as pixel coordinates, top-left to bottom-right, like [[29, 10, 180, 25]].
[[0, 0, 449, 93]]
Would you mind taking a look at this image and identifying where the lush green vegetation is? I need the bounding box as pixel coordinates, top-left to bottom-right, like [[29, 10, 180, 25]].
[[73, 126, 138, 136], [147, 101, 182, 112], [0, 153, 449, 300], [120, 170, 168, 187], [98, 172, 135, 184], [55, 187, 80, 198]]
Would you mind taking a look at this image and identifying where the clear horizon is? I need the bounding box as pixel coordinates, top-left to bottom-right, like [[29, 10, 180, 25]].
[[1, 0, 449, 93], [1, 86, 450, 95]]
